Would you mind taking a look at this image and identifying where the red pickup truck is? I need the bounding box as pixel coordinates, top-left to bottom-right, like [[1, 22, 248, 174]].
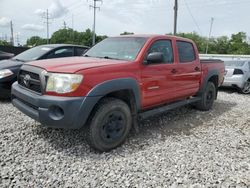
[[12, 35, 224, 151]]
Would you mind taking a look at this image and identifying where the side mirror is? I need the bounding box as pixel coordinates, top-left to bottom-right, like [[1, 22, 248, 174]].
[[146, 52, 164, 64]]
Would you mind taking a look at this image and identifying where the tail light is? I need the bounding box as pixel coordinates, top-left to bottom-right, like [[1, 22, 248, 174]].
[[233, 69, 243, 75]]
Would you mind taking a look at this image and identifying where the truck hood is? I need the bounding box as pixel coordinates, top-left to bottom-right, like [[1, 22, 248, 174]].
[[26, 57, 130, 73]]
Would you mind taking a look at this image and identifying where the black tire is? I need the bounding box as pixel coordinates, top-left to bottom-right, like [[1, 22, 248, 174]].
[[86, 97, 132, 152], [239, 79, 250, 94], [195, 82, 216, 111]]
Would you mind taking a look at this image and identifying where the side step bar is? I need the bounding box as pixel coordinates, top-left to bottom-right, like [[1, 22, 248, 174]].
[[139, 97, 201, 120]]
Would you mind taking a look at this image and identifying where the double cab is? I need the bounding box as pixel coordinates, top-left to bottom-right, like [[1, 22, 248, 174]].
[[12, 35, 225, 151]]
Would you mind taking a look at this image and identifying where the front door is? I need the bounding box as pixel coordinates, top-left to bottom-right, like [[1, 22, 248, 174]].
[[141, 39, 178, 109]]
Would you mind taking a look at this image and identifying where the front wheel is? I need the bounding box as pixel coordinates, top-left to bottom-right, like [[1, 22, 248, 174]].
[[195, 82, 216, 111], [240, 79, 250, 94], [86, 98, 132, 152]]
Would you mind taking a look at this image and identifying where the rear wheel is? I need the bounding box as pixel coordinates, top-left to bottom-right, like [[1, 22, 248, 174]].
[[195, 82, 216, 111], [240, 79, 250, 94], [86, 98, 132, 152]]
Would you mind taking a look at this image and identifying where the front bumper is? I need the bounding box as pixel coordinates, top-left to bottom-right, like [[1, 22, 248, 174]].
[[221, 75, 245, 88], [11, 82, 101, 129]]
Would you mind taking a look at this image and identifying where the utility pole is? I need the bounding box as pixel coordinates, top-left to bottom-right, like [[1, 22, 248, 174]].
[[72, 14, 74, 42], [63, 21, 67, 29], [205, 17, 214, 54], [173, 0, 178, 35], [10, 21, 14, 46], [15, 33, 20, 46], [72, 14, 74, 30], [89, 0, 102, 46], [42, 9, 52, 44], [4, 34, 8, 41]]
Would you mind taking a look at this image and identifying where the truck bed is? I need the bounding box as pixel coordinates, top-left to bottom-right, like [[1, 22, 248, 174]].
[[200, 59, 225, 88]]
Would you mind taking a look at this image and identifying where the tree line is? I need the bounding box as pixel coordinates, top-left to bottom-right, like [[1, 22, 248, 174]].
[[1, 29, 250, 55], [175, 32, 250, 54]]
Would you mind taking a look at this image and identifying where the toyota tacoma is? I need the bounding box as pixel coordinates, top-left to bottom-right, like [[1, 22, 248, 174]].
[[12, 35, 225, 151]]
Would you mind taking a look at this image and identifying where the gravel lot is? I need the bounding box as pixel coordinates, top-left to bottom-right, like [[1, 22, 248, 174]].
[[0, 90, 249, 187]]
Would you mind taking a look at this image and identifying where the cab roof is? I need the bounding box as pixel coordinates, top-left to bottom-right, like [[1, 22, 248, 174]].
[[114, 34, 194, 42]]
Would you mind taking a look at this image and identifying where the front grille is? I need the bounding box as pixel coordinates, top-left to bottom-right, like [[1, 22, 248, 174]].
[[18, 70, 42, 94]]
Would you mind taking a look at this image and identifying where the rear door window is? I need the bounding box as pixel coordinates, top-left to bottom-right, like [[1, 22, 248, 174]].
[[177, 41, 196, 63], [46, 47, 74, 59]]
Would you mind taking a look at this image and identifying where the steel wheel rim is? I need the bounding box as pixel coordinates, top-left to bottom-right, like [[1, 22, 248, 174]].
[[100, 111, 126, 143]]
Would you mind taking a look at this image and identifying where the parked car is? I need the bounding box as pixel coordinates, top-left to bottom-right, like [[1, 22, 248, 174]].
[[0, 44, 89, 98], [12, 35, 224, 151], [0, 50, 14, 60], [222, 60, 250, 94]]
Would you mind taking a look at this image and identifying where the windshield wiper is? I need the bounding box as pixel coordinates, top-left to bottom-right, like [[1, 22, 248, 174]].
[[13, 58, 25, 62], [102, 56, 120, 60], [84, 55, 121, 60]]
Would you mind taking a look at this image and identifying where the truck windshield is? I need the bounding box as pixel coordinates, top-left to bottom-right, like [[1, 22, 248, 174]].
[[225, 61, 246, 67], [84, 37, 147, 61]]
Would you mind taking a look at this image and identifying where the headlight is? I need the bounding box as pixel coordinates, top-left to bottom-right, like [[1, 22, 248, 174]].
[[0, 69, 13, 79], [46, 73, 83, 94]]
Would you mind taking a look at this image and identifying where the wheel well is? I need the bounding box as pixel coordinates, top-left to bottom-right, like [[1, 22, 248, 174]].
[[208, 75, 219, 88], [105, 90, 137, 115]]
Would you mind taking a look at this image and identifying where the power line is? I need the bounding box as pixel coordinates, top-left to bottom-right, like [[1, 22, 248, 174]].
[[183, 0, 203, 35], [89, 0, 102, 46]]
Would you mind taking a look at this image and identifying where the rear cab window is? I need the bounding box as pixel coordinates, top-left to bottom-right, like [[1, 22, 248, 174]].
[[176, 41, 196, 63]]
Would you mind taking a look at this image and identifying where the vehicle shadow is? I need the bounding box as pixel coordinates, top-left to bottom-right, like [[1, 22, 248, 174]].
[[135, 100, 236, 138], [219, 87, 239, 94], [0, 98, 11, 103], [33, 99, 237, 157]]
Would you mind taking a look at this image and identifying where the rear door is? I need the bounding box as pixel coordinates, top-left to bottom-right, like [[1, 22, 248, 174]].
[[174, 40, 201, 97], [140, 39, 178, 109]]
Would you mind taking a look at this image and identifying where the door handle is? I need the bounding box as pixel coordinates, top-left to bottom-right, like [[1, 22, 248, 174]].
[[195, 67, 200, 71], [171, 69, 177, 74]]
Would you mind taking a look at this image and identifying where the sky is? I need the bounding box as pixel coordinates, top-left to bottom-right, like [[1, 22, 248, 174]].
[[0, 0, 249, 45]]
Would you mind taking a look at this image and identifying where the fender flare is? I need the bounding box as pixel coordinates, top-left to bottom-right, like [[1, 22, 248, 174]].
[[197, 69, 219, 96], [87, 78, 141, 110], [74, 78, 141, 128]]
